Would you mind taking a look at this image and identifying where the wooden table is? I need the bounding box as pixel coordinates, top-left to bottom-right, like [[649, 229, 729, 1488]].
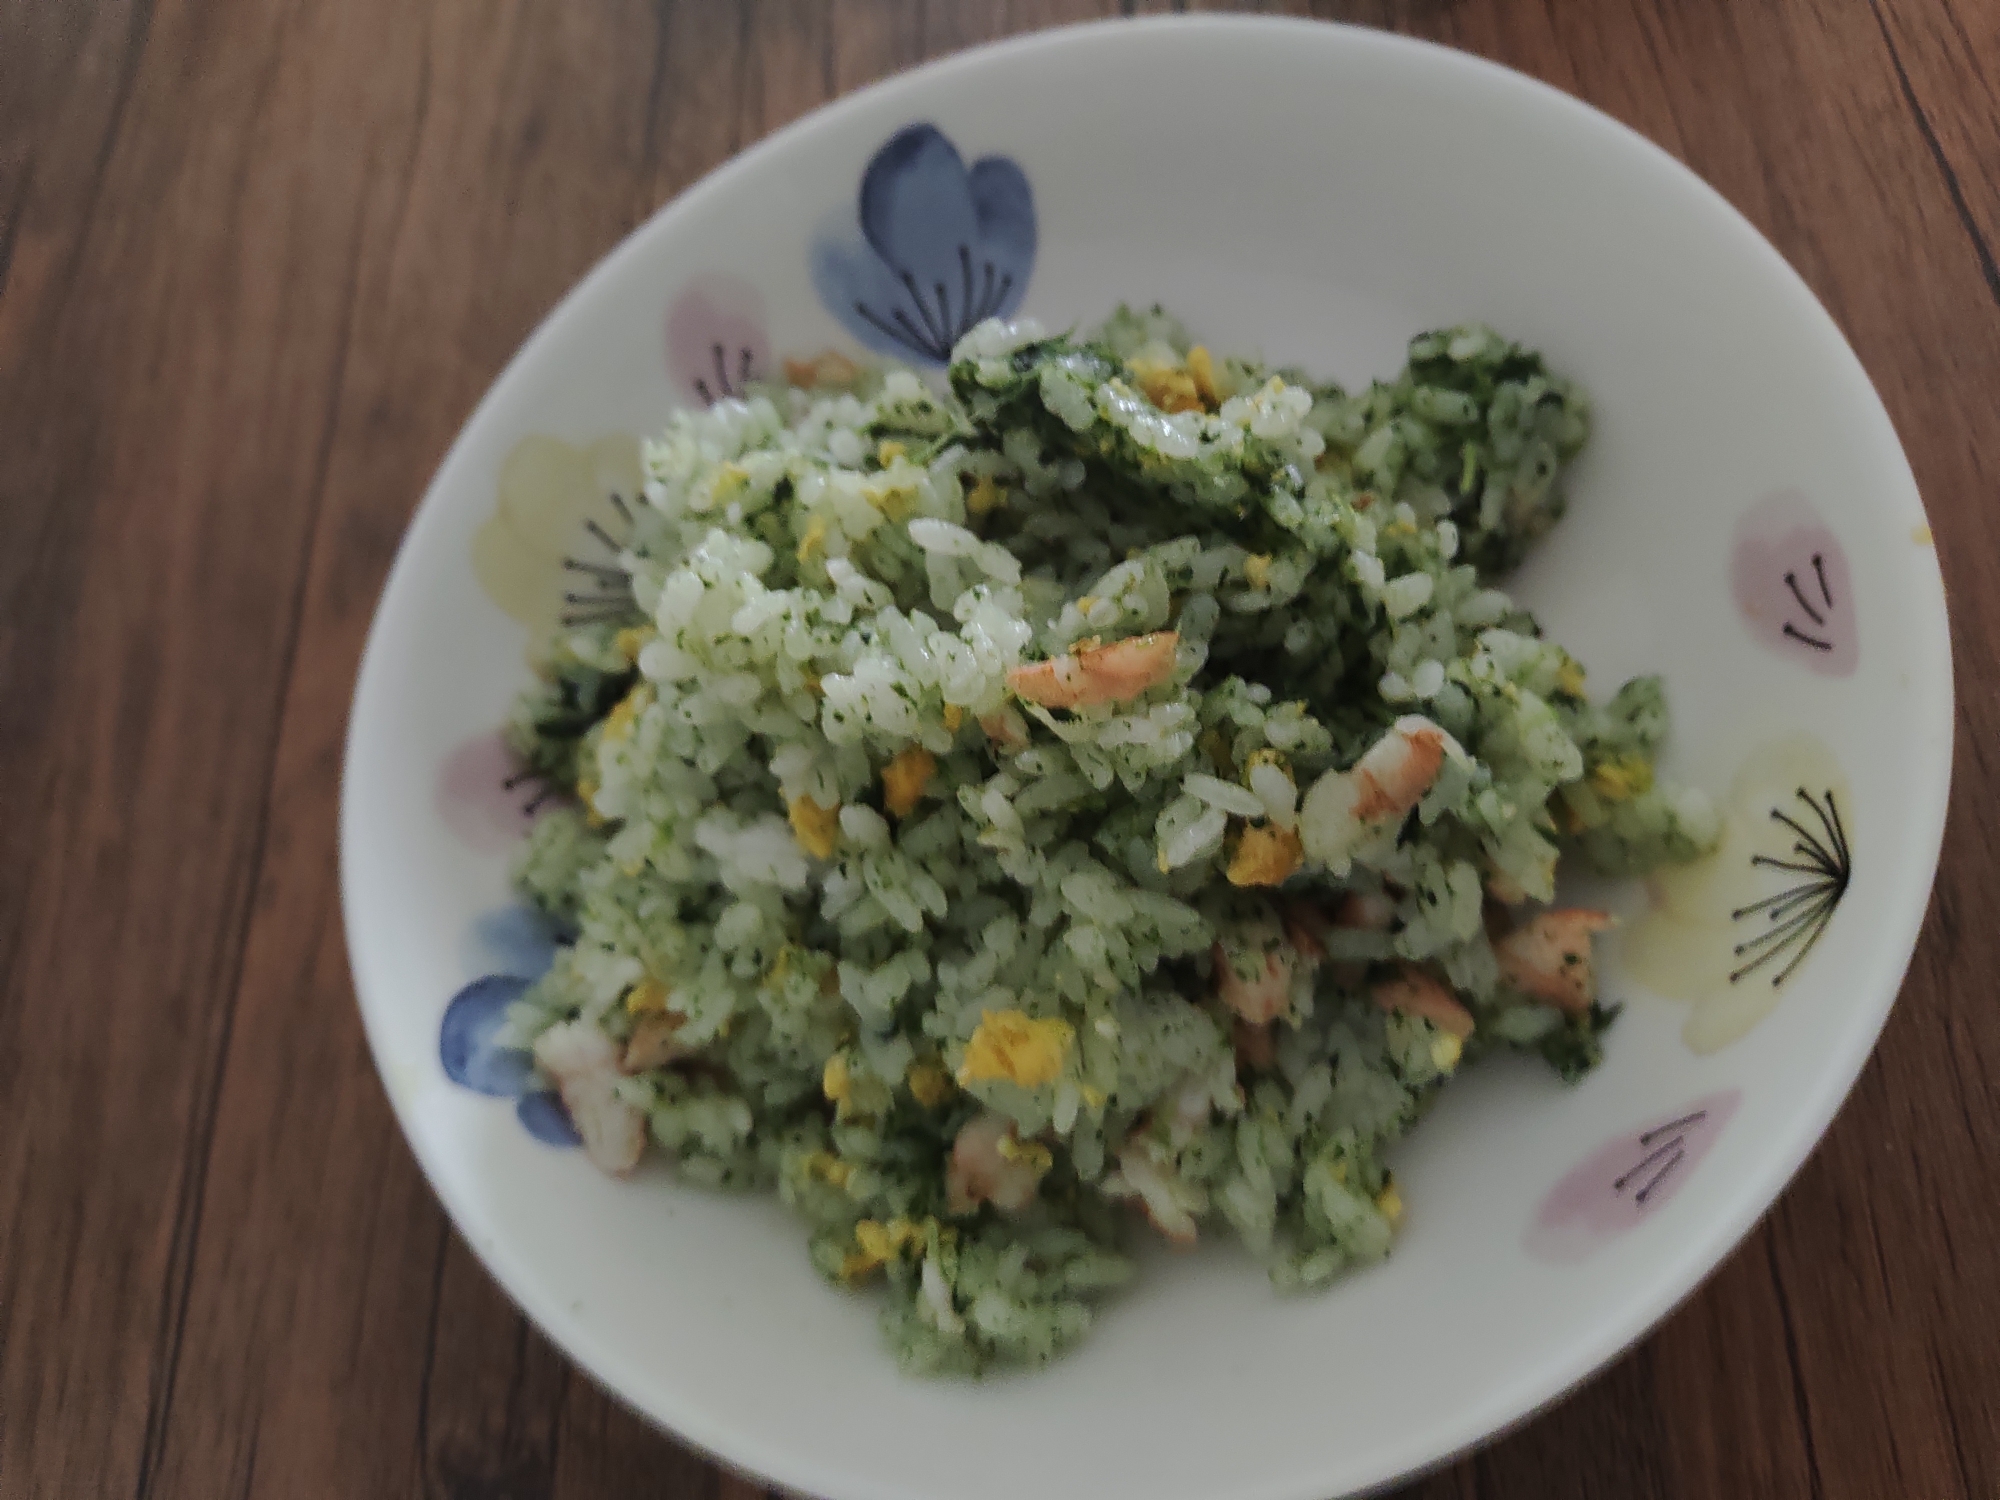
[[5, 2, 1996, 1496]]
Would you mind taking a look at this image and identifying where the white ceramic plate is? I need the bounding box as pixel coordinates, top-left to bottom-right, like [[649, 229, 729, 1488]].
[[342, 16, 1952, 1500]]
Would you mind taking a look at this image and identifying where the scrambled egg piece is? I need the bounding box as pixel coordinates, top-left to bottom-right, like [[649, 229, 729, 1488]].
[[1186, 345, 1222, 406], [823, 1052, 853, 1114], [1227, 824, 1304, 887], [801, 1150, 853, 1189], [957, 1009, 1074, 1089], [1126, 355, 1206, 414], [706, 461, 750, 509], [1590, 754, 1655, 803], [796, 513, 829, 565], [864, 479, 918, 519], [839, 1217, 930, 1281], [1430, 1030, 1464, 1073], [1243, 554, 1272, 590], [625, 978, 672, 1015], [783, 349, 862, 389], [788, 795, 839, 858], [1375, 1179, 1404, 1226], [613, 625, 654, 664], [577, 776, 604, 826], [876, 440, 906, 466], [601, 683, 652, 744], [996, 1135, 1054, 1174], [964, 474, 1005, 516], [1557, 658, 1588, 698], [941, 703, 964, 732], [905, 1061, 955, 1109], [762, 945, 796, 990], [881, 746, 936, 818]]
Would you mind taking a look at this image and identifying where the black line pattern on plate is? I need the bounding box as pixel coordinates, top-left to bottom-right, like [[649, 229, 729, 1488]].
[[559, 494, 637, 628], [500, 763, 560, 817], [692, 340, 758, 404], [854, 245, 1017, 362], [1780, 551, 1836, 652], [1729, 786, 1851, 987], [1612, 1108, 1711, 1205]]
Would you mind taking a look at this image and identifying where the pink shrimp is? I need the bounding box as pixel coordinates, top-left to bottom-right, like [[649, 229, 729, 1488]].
[[978, 705, 1030, 751], [1495, 909, 1617, 1014], [623, 1011, 690, 1073], [1005, 631, 1179, 710], [1335, 888, 1398, 932], [944, 1112, 1045, 1215], [534, 1020, 646, 1175], [1286, 887, 1399, 984], [1299, 716, 1458, 869], [1281, 900, 1331, 962], [1105, 1135, 1202, 1246], [1233, 1018, 1277, 1072], [1214, 913, 1301, 1024], [1372, 964, 1476, 1039]]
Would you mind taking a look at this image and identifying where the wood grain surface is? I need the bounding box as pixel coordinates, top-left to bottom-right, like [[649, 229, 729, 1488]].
[[2, 2, 1994, 1497]]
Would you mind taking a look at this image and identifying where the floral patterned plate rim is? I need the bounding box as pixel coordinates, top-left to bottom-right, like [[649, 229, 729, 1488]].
[[340, 16, 1951, 1500]]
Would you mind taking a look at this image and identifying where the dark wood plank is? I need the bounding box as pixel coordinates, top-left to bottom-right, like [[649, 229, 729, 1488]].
[[1872, 0, 2000, 310], [129, 2, 707, 1496], [1646, 1, 2000, 1493], [0, 0, 417, 1494], [1398, 0, 2000, 1494]]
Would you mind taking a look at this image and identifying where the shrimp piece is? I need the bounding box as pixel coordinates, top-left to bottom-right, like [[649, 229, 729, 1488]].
[[1299, 716, 1458, 871], [1233, 1018, 1276, 1072], [1214, 912, 1303, 1024], [945, 1112, 1046, 1215], [1496, 909, 1616, 1014], [1281, 900, 1331, 961], [1372, 964, 1476, 1039], [623, 1010, 689, 1073], [1336, 888, 1399, 932], [1104, 1135, 1202, 1246], [1282, 888, 1397, 984], [1006, 630, 1179, 710], [978, 705, 1029, 751], [534, 1020, 646, 1176]]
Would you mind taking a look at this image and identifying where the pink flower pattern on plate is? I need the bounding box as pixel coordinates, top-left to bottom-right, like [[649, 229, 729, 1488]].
[[1526, 1089, 1742, 1264], [436, 729, 560, 853], [1730, 488, 1856, 676], [666, 274, 772, 406]]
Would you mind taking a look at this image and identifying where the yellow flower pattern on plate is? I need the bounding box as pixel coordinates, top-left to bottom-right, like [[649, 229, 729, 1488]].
[[471, 433, 642, 641], [1624, 733, 1851, 1053]]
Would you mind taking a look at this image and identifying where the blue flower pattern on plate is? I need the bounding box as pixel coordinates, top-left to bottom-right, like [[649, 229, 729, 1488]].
[[812, 123, 1035, 364], [463, 902, 559, 980], [439, 904, 579, 1147], [439, 975, 539, 1097]]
